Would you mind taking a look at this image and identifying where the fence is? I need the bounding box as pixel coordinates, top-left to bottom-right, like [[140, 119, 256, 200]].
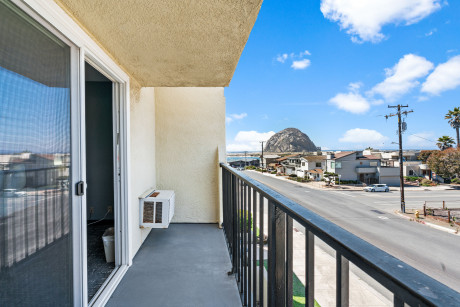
[[221, 163, 460, 307]]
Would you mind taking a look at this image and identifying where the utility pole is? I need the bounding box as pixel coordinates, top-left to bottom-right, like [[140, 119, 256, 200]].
[[386, 105, 413, 213], [260, 141, 265, 169]]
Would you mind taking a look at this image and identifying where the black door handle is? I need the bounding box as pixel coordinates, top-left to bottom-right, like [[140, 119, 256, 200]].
[[76, 181, 85, 196]]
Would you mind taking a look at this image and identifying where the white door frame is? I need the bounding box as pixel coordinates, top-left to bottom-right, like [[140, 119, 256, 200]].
[[12, 1, 132, 306]]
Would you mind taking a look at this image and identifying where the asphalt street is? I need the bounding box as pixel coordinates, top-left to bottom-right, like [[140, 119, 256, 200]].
[[245, 171, 460, 293]]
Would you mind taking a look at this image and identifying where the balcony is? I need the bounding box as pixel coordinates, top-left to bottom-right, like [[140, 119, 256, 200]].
[[106, 224, 241, 306], [103, 164, 460, 307], [356, 167, 377, 174]]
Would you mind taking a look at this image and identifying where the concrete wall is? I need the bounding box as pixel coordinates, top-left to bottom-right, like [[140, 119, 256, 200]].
[[155, 87, 226, 223], [129, 87, 156, 257]]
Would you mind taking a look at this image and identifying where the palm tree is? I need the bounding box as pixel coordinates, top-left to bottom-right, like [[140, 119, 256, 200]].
[[436, 136, 455, 150], [445, 107, 460, 148]]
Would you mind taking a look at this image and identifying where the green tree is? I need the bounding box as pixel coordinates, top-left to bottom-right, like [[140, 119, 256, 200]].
[[427, 148, 460, 178], [445, 107, 460, 148], [417, 150, 436, 162], [436, 136, 455, 151]]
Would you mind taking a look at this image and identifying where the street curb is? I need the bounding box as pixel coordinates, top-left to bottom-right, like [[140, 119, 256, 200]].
[[395, 211, 459, 235]]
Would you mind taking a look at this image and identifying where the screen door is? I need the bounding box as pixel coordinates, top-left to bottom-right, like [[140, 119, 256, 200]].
[[0, 1, 78, 305]]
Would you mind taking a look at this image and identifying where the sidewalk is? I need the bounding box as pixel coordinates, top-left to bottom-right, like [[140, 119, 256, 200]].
[[247, 170, 455, 192]]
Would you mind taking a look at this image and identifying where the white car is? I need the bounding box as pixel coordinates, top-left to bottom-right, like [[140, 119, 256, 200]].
[[363, 184, 389, 192]]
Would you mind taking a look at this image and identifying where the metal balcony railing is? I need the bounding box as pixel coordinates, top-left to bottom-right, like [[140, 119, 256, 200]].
[[0, 166, 70, 269], [220, 163, 460, 307]]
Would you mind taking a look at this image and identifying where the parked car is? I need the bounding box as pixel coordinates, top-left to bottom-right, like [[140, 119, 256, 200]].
[[363, 184, 389, 192]]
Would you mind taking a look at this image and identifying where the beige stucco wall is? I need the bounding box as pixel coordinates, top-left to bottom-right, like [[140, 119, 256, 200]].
[[155, 87, 226, 223], [129, 87, 155, 258]]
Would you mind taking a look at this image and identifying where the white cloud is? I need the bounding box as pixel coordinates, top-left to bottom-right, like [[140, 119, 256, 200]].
[[226, 113, 247, 124], [276, 50, 312, 69], [425, 28, 437, 36], [421, 55, 460, 95], [407, 132, 435, 147], [227, 131, 276, 152], [329, 82, 382, 114], [320, 0, 443, 43], [291, 59, 311, 70], [339, 128, 389, 145], [370, 54, 433, 101], [330, 92, 371, 114], [276, 53, 288, 63]]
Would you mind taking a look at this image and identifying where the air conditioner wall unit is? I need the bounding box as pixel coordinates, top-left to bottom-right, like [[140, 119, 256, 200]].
[[139, 189, 175, 228]]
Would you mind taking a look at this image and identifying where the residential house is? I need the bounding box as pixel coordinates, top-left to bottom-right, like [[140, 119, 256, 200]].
[[395, 161, 432, 180], [276, 154, 302, 175], [260, 154, 280, 169], [327, 151, 398, 185], [296, 155, 326, 180]]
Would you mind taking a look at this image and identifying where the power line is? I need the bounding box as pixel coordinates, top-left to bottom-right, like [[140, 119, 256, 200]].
[[385, 105, 413, 213], [409, 134, 435, 143]]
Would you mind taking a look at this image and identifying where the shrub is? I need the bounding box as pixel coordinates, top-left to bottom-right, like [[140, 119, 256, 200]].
[[245, 165, 256, 170], [271, 171, 277, 174], [451, 178, 460, 184], [421, 178, 434, 186], [404, 176, 420, 182], [289, 174, 297, 178]]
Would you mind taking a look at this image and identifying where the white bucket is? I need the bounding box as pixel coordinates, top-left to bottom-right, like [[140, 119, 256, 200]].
[[102, 227, 115, 263]]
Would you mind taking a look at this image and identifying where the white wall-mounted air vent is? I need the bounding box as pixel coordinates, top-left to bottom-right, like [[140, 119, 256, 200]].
[[139, 189, 175, 228]]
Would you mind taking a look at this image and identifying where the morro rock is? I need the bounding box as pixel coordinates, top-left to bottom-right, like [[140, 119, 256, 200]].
[[264, 128, 317, 153]]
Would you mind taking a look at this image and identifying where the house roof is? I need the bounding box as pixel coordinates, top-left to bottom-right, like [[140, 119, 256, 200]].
[[308, 168, 323, 174], [56, 0, 262, 86], [332, 151, 356, 160], [263, 155, 281, 159], [303, 155, 326, 162], [276, 154, 300, 162]]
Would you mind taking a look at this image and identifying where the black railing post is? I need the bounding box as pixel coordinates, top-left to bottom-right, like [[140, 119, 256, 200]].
[[268, 203, 286, 307], [336, 252, 349, 307], [247, 186, 252, 307], [237, 178, 241, 286], [232, 174, 238, 275], [259, 194, 264, 307], [252, 188, 257, 307], [286, 216, 293, 307], [243, 183, 247, 305], [305, 231, 315, 307], [394, 296, 404, 307]]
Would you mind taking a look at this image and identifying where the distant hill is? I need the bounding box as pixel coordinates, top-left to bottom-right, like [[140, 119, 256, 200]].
[[264, 128, 317, 153]]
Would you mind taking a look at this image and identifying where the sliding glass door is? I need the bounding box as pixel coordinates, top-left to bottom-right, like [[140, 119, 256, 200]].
[[0, 1, 79, 305]]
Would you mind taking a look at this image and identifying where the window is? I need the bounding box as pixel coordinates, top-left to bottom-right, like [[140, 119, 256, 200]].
[[302, 162, 305, 166], [331, 161, 335, 169], [370, 161, 378, 167], [316, 162, 322, 167], [409, 170, 414, 176], [336, 162, 342, 169]]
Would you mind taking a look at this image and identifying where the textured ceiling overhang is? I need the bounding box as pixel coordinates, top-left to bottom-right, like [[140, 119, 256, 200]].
[[56, 0, 263, 87]]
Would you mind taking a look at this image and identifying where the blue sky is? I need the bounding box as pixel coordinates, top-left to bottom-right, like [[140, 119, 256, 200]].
[[225, 0, 460, 152], [0, 67, 70, 154]]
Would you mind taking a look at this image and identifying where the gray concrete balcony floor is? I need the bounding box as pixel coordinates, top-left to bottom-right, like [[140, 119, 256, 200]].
[[106, 224, 241, 307]]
